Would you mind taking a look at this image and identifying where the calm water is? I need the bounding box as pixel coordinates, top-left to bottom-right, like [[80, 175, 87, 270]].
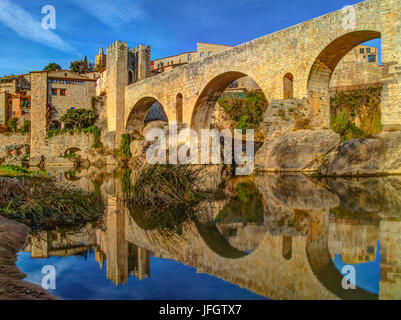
[[16, 166, 401, 300]]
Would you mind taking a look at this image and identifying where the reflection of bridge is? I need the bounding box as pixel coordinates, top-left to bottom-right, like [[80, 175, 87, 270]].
[[26, 173, 401, 300], [102, 0, 401, 143]]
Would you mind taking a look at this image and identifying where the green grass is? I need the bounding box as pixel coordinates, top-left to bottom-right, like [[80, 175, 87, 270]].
[[0, 164, 46, 177], [0, 177, 104, 230], [125, 164, 210, 211]]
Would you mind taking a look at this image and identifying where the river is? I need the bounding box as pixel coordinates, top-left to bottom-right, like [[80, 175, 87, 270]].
[[16, 166, 401, 300]]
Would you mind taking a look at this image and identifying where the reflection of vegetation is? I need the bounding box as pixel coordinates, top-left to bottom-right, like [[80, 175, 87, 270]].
[[64, 170, 80, 181], [330, 206, 381, 225], [117, 168, 132, 194], [129, 205, 196, 235], [330, 88, 382, 142], [218, 92, 268, 130], [125, 164, 209, 210], [0, 177, 104, 230], [216, 182, 264, 224]]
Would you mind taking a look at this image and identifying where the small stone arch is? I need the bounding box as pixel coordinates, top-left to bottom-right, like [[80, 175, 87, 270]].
[[283, 73, 294, 99], [176, 93, 183, 123], [126, 96, 169, 135]]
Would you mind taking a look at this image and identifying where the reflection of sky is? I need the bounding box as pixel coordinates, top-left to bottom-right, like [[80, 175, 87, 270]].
[[17, 252, 268, 300], [333, 241, 381, 294]]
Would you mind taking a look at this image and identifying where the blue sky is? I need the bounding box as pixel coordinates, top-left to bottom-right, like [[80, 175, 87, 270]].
[[0, 0, 380, 75]]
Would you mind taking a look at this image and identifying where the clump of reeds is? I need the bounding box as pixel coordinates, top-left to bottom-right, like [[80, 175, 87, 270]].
[[0, 177, 104, 230], [125, 164, 210, 210]]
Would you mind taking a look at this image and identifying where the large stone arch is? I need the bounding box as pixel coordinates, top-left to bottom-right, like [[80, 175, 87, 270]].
[[307, 30, 381, 128], [190, 71, 268, 132], [126, 96, 169, 135]]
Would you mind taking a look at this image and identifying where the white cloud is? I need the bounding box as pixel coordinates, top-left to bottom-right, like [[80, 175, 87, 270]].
[[0, 0, 78, 55], [70, 0, 144, 29]]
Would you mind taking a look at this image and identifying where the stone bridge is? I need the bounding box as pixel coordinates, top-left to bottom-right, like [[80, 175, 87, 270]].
[[104, 0, 401, 141]]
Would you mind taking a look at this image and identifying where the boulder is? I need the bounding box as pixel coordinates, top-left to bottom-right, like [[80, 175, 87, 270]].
[[380, 131, 401, 174], [327, 138, 383, 176], [255, 129, 340, 172]]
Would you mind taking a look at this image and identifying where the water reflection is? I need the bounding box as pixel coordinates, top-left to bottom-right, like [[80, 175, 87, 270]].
[[18, 167, 401, 300]]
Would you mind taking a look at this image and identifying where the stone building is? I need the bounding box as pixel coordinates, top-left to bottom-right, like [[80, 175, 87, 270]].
[[46, 70, 97, 126], [330, 44, 382, 91], [0, 74, 32, 125], [150, 42, 232, 75]]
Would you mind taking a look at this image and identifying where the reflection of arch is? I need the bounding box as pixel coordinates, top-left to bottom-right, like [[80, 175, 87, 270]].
[[306, 238, 377, 300], [282, 236, 292, 260], [176, 93, 183, 123], [64, 170, 81, 181], [283, 73, 294, 99], [307, 31, 381, 126], [64, 147, 80, 157], [195, 221, 248, 259], [126, 97, 168, 134], [191, 71, 266, 131]]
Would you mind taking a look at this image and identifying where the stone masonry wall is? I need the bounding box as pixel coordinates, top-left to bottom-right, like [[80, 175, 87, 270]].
[[124, 0, 401, 134]]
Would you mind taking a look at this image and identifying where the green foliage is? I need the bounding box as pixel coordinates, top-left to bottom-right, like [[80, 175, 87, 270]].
[[0, 164, 45, 177], [331, 110, 365, 143], [43, 62, 62, 72], [330, 87, 382, 142], [1, 164, 30, 175], [18, 120, 30, 135], [70, 57, 93, 74], [216, 182, 264, 224], [60, 109, 98, 129], [0, 177, 104, 230], [6, 117, 18, 133], [119, 134, 132, 159], [94, 63, 106, 72], [218, 91, 268, 130], [46, 125, 103, 149]]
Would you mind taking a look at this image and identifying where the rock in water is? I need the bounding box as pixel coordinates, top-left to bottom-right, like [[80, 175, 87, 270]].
[[255, 129, 340, 172]]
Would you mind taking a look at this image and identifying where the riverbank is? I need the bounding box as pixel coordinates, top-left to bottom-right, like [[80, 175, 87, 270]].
[[0, 216, 55, 300]]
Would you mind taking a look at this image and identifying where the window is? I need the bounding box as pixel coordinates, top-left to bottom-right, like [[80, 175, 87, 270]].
[[200, 52, 204, 58], [188, 54, 192, 61], [60, 89, 66, 96], [51, 88, 57, 95], [366, 48, 371, 53], [368, 54, 376, 62], [360, 48, 365, 54], [208, 51, 213, 56]]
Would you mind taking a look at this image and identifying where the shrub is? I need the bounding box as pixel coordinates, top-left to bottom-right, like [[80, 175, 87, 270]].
[[218, 91, 268, 130], [7, 117, 19, 133], [18, 120, 31, 135], [0, 177, 104, 230], [125, 164, 209, 211], [293, 117, 311, 130], [60, 109, 98, 129], [119, 134, 132, 159], [330, 87, 382, 141]]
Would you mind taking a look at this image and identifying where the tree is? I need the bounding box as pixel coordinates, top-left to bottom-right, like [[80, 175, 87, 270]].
[[70, 58, 94, 74], [43, 63, 62, 72], [60, 109, 98, 129]]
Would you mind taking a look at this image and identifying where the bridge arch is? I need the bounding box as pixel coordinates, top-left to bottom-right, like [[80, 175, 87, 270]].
[[190, 71, 268, 132], [126, 96, 169, 135], [307, 30, 381, 127]]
